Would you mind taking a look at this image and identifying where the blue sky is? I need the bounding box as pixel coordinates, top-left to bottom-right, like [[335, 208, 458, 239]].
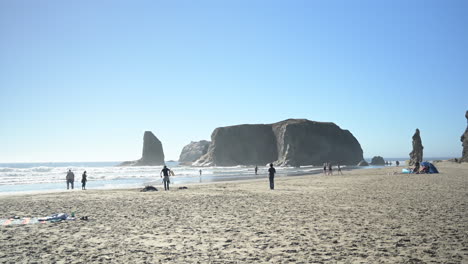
[[1, 0, 467, 162]]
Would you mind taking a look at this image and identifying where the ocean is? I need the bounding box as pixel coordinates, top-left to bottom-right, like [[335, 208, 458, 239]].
[[0, 158, 450, 194]]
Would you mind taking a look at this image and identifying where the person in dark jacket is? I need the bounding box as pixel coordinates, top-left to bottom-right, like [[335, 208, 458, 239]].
[[81, 171, 87, 190], [66, 169, 75, 190], [160, 166, 171, 191], [268, 163, 276, 190]]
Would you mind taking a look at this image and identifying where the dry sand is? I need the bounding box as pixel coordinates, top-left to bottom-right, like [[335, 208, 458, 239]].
[[0, 161, 467, 263]]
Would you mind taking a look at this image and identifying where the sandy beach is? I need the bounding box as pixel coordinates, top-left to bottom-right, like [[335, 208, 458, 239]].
[[0, 162, 466, 263]]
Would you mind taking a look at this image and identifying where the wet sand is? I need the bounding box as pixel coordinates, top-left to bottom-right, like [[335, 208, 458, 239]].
[[0, 161, 466, 263]]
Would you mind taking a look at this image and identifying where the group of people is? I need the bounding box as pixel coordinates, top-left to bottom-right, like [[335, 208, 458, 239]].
[[63, 163, 278, 192], [160, 164, 277, 191], [65, 169, 87, 190], [323, 162, 343, 175]]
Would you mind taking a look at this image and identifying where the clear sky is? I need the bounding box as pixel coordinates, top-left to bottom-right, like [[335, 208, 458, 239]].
[[1, 0, 467, 163]]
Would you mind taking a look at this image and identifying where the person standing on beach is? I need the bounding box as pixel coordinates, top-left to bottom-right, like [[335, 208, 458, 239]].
[[66, 169, 75, 190], [328, 162, 333, 175], [81, 171, 87, 190], [160, 165, 171, 191], [268, 163, 276, 190], [323, 163, 327, 175], [255, 166, 258, 175], [337, 164, 343, 175], [396, 160, 400, 167]]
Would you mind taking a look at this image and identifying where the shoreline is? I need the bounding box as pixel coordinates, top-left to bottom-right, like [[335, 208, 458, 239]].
[[0, 164, 368, 197]]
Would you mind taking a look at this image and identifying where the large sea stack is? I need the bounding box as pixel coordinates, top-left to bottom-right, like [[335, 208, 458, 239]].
[[193, 119, 363, 167], [178, 140, 211, 165], [194, 124, 278, 166], [120, 131, 165, 166], [409, 129, 423, 166], [461, 111, 468, 162]]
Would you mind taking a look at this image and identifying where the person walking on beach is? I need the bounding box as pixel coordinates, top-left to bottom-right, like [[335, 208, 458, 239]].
[[66, 169, 75, 190], [160, 165, 171, 191], [268, 163, 276, 190], [328, 162, 333, 175], [81, 171, 87, 190], [337, 164, 343, 175], [255, 166, 258, 175], [323, 163, 327, 175]]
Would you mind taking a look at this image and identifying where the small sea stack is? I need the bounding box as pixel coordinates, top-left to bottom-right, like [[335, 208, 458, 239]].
[[409, 129, 423, 166], [120, 131, 165, 166], [178, 140, 211, 165], [370, 156, 385, 165]]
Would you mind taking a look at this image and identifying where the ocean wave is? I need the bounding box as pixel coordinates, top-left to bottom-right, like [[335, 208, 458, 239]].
[[31, 167, 54, 172]]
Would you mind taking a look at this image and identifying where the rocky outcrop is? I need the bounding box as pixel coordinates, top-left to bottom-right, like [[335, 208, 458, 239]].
[[194, 124, 278, 166], [461, 111, 468, 163], [120, 131, 165, 166], [178, 140, 211, 165], [357, 160, 369, 166], [194, 119, 363, 167], [370, 156, 385, 165], [409, 129, 423, 166]]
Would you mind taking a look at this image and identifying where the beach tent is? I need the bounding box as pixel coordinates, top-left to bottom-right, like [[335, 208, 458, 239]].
[[420, 162, 439, 173]]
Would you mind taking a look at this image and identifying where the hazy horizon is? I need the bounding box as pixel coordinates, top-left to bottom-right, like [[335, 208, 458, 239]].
[[1, 1, 467, 163]]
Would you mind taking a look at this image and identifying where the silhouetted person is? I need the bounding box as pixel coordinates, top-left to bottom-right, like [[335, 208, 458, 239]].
[[323, 163, 327, 175], [199, 169, 202, 176], [160, 165, 171, 190], [66, 169, 75, 190], [255, 166, 258, 175], [81, 171, 87, 190], [396, 160, 400, 167], [328, 162, 333, 175], [337, 164, 343, 175], [268, 163, 276, 190]]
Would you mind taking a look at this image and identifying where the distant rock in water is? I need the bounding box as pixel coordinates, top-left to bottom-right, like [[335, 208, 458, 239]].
[[194, 119, 363, 166], [357, 160, 369, 166], [120, 131, 165, 166], [409, 129, 423, 166], [461, 111, 468, 162], [178, 140, 211, 165], [370, 156, 385, 165]]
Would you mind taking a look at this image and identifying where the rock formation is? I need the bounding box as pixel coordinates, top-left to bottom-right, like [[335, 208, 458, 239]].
[[357, 160, 369, 166], [120, 131, 165, 166], [461, 111, 468, 162], [178, 140, 211, 165], [194, 124, 278, 166], [370, 156, 385, 165], [409, 129, 423, 166], [194, 119, 363, 167]]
